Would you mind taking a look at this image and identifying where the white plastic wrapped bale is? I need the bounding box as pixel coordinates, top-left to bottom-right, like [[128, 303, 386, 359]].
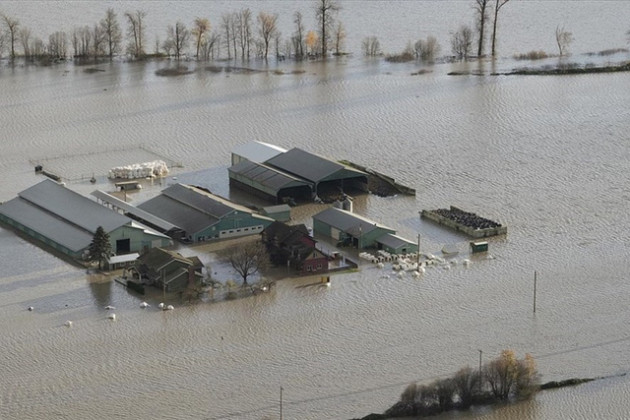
[[108, 160, 169, 179]]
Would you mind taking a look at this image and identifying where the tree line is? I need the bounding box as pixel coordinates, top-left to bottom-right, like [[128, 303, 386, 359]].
[[2, 1, 626, 65], [0, 0, 344, 63], [363, 350, 540, 419]]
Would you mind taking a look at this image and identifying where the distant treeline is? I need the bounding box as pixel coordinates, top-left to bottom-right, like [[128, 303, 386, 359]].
[[1, 0, 596, 66]]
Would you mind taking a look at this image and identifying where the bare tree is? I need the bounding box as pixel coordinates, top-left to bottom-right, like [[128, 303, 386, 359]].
[[315, 0, 341, 58], [73, 25, 91, 57], [491, 0, 511, 57], [100, 8, 122, 59], [474, 0, 491, 57], [236, 8, 252, 60], [484, 349, 522, 401], [414, 36, 440, 62], [362, 36, 381, 57], [452, 367, 479, 408], [192, 17, 210, 59], [32, 37, 44, 58], [221, 13, 232, 60], [200, 31, 220, 60], [451, 24, 473, 60], [333, 21, 345, 55], [92, 23, 106, 59], [257, 11, 278, 59], [48, 31, 68, 60], [428, 378, 456, 412], [293, 11, 305, 59], [555, 25, 573, 56], [164, 21, 190, 60], [18, 27, 31, 60], [0, 32, 6, 58], [227, 241, 269, 286], [125, 10, 146, 58], [1, 13, 19, 60]]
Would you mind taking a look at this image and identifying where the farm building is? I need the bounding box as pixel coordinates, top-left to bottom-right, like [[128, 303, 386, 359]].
[[262, 221, 328, 275], [228, 142, 368, 203], [312, 207, 418, 254], [231, 141, 287, 166], [137, 183, 274, 243], [260, 204, 291, 222], [375, 233, 418, 255], [0, 179, 172, 259], [92, 190, 187, 241]]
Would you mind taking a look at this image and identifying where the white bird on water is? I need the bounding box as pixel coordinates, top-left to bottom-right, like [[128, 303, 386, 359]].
[[166, 305, 174, 311], [105, 305, 115, 310], [64, 320, 73, 327], [108, 313, 116, 321], [28, 306, 34, 311], [140, 302, 150, 308], [158, 302, 165, 309]]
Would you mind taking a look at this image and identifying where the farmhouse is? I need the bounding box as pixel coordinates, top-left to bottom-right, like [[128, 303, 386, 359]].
[[0, 179, 172, 259], [262, 221, 328, 275], [312, 207, 418, 254], [134, 247, 204, 292], [137, 183, 274, 243]]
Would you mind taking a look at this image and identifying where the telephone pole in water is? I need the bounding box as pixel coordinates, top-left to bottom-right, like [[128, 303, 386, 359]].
[[533, 271, 537, 313], [280, 386, 283, 420]]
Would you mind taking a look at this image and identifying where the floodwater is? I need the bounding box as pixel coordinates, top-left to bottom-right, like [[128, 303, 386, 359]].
[[1, 1, 630, 419]]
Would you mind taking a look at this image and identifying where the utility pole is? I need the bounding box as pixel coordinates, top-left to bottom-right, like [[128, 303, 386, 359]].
[[533, 270, 537, 313], [280, 386, 283, 420], [478, 349, 483, 393]]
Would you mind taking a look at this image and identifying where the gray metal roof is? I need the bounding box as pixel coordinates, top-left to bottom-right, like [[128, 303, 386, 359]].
[[91, 190, 181, 233], [265, 148, 345, 183], [19, 179, 130, 233], [262, 204, 292, 213], [232, 141, 287, 163], [162, 184, 234, 218], [0, 197, 95, 252], [138, 194, 219, 236], [313, 207, 393, 236], [228, 160, 313, 192], [375, 233, 416, 249]]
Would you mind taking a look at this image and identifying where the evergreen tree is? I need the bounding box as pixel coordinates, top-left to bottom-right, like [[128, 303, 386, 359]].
[[88, 226, 112, 270]]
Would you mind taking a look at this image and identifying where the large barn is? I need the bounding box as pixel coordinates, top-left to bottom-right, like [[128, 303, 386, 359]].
[[312, 207, 418, 254], [228, 142, 368, 203], [137, 183, 274, 243], [0, 179, 172, 259]]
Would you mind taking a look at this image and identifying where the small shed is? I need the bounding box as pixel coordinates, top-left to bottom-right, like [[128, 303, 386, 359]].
[[115, 181, 142, 191], [470, 241, 489, 253], [261, 204, 291, 222], [107, 253, 139, 271]]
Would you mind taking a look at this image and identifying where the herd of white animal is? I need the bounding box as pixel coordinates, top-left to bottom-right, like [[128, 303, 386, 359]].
[[358, 250, 473, 279], [25, 301, 177, 328]]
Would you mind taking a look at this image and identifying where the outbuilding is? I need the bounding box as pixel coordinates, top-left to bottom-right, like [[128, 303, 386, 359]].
[[312, 207, 395, 249], [138, 183, 274, 243], [228, 143, 369, 203], [0, 179, 172, 259]]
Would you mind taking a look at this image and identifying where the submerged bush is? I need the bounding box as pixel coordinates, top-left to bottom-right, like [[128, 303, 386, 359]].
[[514, 50, 549, 60]]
